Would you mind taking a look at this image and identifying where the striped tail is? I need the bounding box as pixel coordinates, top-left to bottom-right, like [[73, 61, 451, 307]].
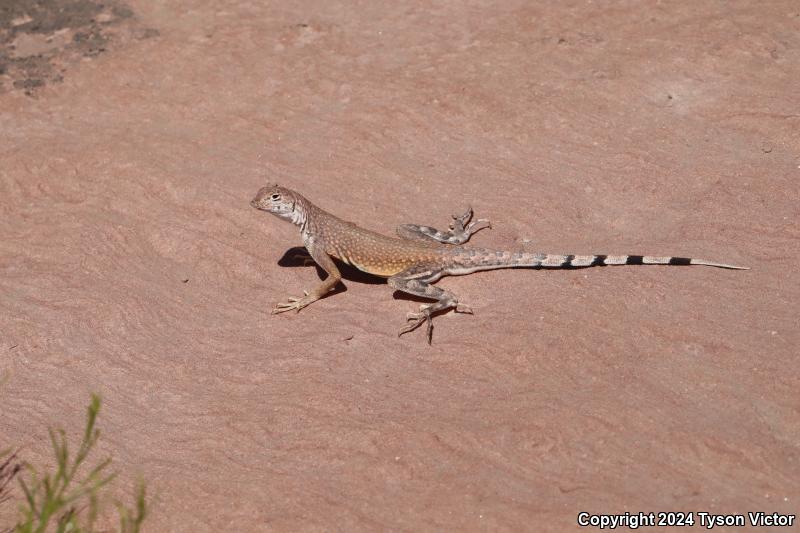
[[535, 254, 749, 269], [454, 250, 749, 271], [511, 253, 750, 270]]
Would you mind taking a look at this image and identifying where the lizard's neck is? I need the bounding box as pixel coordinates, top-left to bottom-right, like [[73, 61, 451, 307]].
[[289, 206, 306, 227], [272, 197, 310, 229]]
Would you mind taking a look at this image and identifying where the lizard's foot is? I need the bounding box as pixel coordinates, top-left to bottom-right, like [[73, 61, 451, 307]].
[[450, 207, 474, 230], [394, 294, 472, 344], [398, 309, 434, 344], [413, 301, 472, 314], [388, 272, 466, 344], [272, 290, 312, 314], [450, 207, 492, 236], [396, 208, 491, 246]]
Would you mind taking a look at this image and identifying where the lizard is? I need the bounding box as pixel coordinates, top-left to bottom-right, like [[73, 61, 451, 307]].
[[250, 184, 748, 344]]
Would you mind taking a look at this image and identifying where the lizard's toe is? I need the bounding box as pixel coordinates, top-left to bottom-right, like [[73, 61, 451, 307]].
[[271, 303, 296, 314], [398, 312, 427, 336], [455, 303, 474, 315], [467, 219, 492, 233], [405, 311, 424, 322], [398, 309, 434, 343], [272, 292, 310, 314]]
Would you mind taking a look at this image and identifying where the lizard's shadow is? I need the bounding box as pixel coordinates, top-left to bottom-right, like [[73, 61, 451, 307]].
[[278, 247, 385, 286], [277, 247, 432, 304]]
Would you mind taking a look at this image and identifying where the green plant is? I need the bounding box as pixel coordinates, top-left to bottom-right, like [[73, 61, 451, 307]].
[[12, 394, 147, 533], [1, 450, 21, 508]]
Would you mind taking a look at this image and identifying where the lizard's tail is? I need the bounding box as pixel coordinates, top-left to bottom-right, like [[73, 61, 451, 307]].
[[458, 250, 749, 271]]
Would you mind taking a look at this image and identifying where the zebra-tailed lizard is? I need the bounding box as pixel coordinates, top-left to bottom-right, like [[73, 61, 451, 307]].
[[251, 185, 747, 344]]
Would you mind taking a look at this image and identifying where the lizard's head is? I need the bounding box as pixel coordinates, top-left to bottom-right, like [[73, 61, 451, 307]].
[[250, 184, 306, 225]]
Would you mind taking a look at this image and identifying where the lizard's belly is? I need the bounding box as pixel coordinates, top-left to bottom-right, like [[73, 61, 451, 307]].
[[328, 237, 440, 278], [334, 251, 415, 277], [349, 259, 409, 278]]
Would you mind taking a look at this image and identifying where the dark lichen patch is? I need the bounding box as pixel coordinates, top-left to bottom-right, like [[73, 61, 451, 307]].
[[0, 52, 60, 95], [111, 5, 134, 20], [72, 28, 107, 55], [138, 27, 159, 39], [13, 77, 45, 90], [0, 0, 104, 38], [0, 0, 155, 96]]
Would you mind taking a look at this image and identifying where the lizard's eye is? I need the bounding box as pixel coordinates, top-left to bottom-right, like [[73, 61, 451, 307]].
[[271, 193, 281, 201]]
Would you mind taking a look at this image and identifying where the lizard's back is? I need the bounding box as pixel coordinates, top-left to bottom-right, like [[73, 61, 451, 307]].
[[308, 205, 447, 277]]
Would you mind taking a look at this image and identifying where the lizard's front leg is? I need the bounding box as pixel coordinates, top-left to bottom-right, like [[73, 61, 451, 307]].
[[396, 206, 491, 245], [388, 268, 473, 344], [273, 241, 342, 314]]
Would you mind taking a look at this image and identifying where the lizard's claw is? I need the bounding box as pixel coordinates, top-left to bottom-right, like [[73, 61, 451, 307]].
[[455, 303, 474, 315], [466, 219, 492, 233], [272, 290, 311, 314], [398, 309, 434, 344]]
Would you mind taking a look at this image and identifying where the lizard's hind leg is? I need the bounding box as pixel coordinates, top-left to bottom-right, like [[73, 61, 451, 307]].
[[396, 206, 491, 245], [388, 269, 473, 344]]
